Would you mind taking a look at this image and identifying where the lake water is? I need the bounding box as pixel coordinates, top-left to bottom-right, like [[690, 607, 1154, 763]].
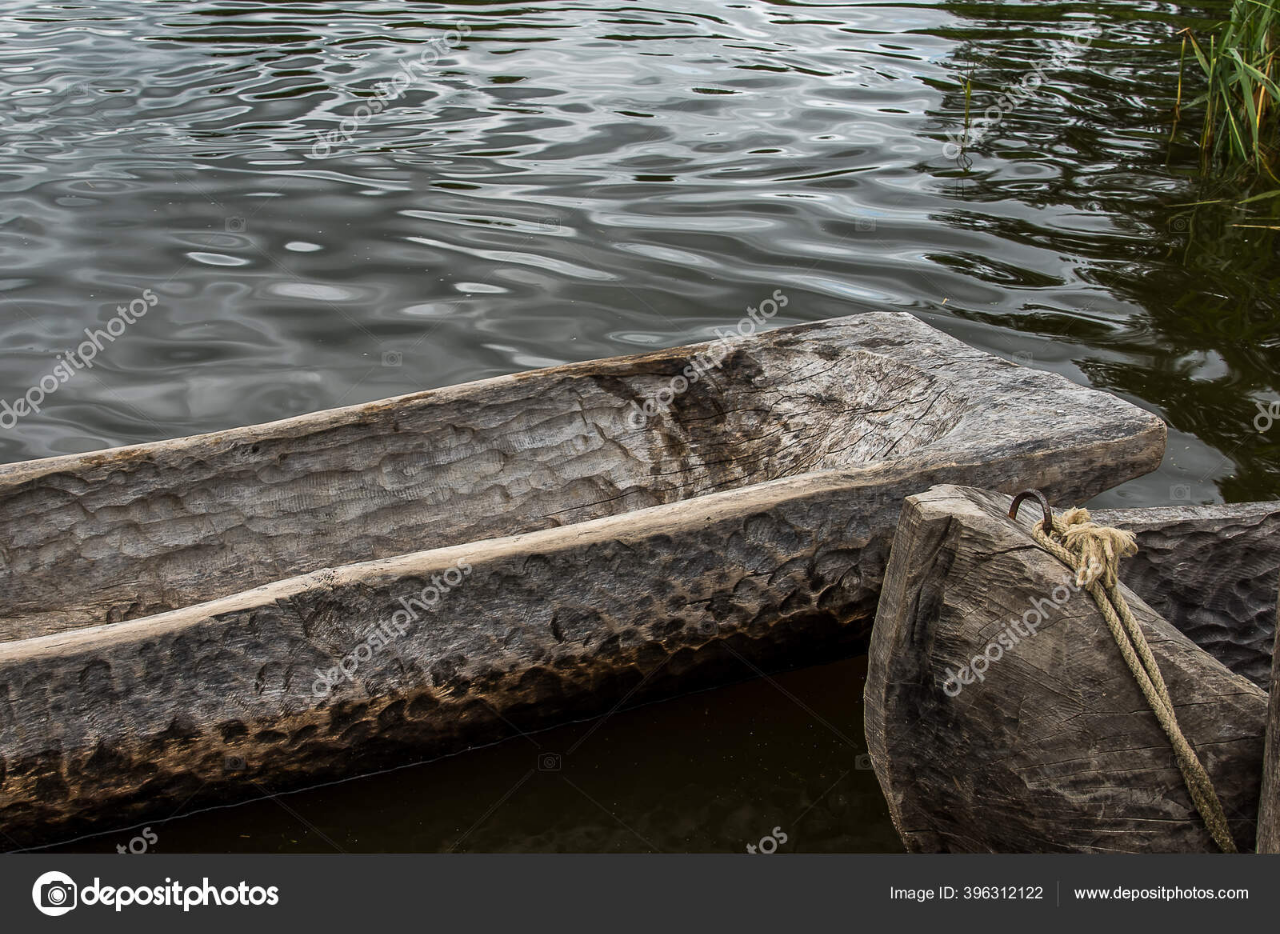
[[6, 0, 1277, 852]]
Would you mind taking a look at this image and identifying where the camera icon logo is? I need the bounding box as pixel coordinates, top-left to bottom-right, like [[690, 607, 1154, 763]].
[[538, 753, 562, 771], [1170, 484, 1192, 502], [855, 753, 874, 770], [225, 216, 246, 233], [32, 870, 77, 916], [382, 351, 403, 368]]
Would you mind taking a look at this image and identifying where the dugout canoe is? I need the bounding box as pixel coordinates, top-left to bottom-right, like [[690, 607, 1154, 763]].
[[865, 485, 1273, 854], [0, 312, 1165, 846], [1259, 571, 1280, 853], [1090, 502, 1280, 692]]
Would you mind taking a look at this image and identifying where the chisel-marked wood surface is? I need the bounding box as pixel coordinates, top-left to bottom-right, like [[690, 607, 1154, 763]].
[[0, 312, 1163, 642], [1093, 503, 1280, 691], [0, 314, 1166, 846], [865, 485, 1267, 853], [0, 465, 1148, 847], [1258, 574, 1280, 854]]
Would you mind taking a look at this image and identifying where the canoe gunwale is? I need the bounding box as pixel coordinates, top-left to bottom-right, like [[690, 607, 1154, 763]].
[[0, 311, 1165, 642], [0, 444, 1162, 661], [864, 484, 1269, 854], [1091, 501, 1280, 691], [0, 315, 1168, 846]]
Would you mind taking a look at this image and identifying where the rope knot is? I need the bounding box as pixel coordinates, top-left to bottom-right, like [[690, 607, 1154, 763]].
[[1055, 507, 1137, 588]]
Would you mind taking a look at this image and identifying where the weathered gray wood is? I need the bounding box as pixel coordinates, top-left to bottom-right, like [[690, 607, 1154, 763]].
[[0, 465, 1147, 848], [0, 313, 1166, 846], [0, 312, 1163, 642], [865, 485, 1267, 853], [1093, 503, 1280, 691], [1258, 573, 1280, 853]]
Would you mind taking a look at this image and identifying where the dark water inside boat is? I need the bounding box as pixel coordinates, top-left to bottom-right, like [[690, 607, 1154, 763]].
[[5, 1, 1278, 852], [49, 657, 897, 855]]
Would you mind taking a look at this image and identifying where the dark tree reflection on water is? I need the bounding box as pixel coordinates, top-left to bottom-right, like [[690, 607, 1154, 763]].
[[932, 1, 1280, 501]]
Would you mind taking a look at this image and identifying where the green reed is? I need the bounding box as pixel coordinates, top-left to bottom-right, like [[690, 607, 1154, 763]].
[[1175, 0, 1280, 179]]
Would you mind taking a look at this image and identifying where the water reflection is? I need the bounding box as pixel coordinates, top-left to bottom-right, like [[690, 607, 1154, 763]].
[[931, 0, 1280, 503]]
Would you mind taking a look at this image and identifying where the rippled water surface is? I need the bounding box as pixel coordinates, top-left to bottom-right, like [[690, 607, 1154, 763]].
[[6, 0, 1279, 852]]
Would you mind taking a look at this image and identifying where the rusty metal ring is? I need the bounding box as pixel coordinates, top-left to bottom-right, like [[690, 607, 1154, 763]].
[[1008, 488, 1054, 534]]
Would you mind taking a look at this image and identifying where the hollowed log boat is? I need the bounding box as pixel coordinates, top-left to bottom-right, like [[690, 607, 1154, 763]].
[[1090, 502, 1280, 692], [1260, 573, 1280, 853], [0, 312, 1164, 846], [865, 485, 1276, 853]]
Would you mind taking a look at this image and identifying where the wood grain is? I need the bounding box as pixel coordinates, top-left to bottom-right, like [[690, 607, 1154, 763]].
[[1094, 503, 1280, 691], [865, 485, 1267, 853], [0, 313, 1166, 845], [0, 312, 1163, 642], [1257, 572, 1280, 853]]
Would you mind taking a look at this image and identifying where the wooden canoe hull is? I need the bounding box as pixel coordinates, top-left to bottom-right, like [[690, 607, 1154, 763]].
[[1258, 573, 1280, 853], [865, 485, 1268, 853], [0, 312, 1164, 641], [1092, 503, 1280, 692], [0, 314, 1166, 846]]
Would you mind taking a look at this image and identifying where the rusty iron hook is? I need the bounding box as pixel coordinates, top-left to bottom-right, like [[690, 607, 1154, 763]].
[[1008, 488, 1054, 534]]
